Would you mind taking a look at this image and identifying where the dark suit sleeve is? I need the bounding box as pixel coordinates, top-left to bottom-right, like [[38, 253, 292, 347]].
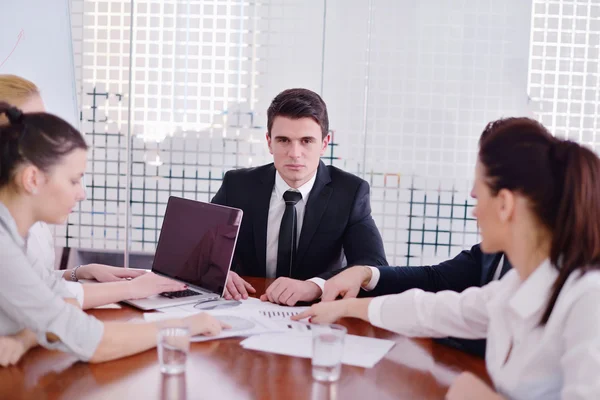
[[365, 244, 484, 297], [317, 180, 387, 280], [211, 171, 229, 205]]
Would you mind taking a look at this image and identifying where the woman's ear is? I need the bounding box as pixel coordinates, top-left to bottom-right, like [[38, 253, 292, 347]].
[[19, 165, 42, 195], [496, 188, 515, 223]]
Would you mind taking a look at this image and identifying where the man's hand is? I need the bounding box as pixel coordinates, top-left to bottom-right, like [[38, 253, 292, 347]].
[[260, 277, 322, 306], [223, 271, 256, 300], [321, 266, 373, 301]]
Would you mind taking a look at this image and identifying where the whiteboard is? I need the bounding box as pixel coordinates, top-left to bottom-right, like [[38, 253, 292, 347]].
[[0, 0, 79, 129]]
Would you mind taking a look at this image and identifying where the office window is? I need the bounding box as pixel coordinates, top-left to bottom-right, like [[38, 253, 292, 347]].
[[62, 0, 597, 266]]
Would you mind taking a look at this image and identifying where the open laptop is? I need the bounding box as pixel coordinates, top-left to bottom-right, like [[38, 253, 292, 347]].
[[124, 196, 242, 310]]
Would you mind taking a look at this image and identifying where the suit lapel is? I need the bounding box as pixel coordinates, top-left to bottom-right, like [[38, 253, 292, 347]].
[[253, 164, 276, 274], [295, 162, 332, 267]]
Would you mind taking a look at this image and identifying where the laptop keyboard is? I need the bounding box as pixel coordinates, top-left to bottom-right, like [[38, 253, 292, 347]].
[[160, 289, 200, 298]]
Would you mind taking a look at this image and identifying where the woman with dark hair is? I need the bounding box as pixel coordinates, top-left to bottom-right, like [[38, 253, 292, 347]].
[[0, 74, 155, 284], [294, 118, 600, 399], [0, 74, 227, 366], [0, 102, 228, 364]]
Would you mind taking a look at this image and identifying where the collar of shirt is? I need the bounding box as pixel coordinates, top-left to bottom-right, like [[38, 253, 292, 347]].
[[508, 258, 558, 320], [274, 170, 317, 202], [492, 254, 505, 281], [0, 202, 49, 274]]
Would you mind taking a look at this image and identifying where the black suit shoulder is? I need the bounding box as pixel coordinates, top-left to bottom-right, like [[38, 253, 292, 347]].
[[212, 164, 274, 206], [222, 163, 274, 183], [325, 165, 367, 190], [223, 163, 366, 192]]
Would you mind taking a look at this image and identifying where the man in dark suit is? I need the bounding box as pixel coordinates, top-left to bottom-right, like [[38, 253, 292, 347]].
[[212, 88, 387, 304], [316, 243, 512, 358]]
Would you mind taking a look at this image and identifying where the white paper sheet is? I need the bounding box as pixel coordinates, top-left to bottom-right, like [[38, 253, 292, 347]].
[[144, 299, 310, 342], [158, 297, 306, 315], [144, 311, 275, 342], [240, 332, 395, 368]]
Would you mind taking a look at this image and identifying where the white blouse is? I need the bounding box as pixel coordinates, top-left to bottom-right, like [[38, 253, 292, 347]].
[[0, 204, 103, 360], [28, 221, 84, 304], [368, 259, 600, 400]]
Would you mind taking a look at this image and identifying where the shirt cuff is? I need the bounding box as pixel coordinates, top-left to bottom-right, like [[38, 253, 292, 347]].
[[367, 295, 389, 328], [307, 278, 325, 298], [63, 281, 85, 307], [37, 306, 104, 361], [54, 269, 67, 279], [362, 267, 381, 291]]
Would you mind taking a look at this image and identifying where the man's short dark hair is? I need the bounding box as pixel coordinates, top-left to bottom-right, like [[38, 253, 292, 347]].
[[266, 88, 329, 139]]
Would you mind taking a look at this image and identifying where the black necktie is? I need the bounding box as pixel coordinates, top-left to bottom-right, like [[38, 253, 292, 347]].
[[276, 190, 302, 278]]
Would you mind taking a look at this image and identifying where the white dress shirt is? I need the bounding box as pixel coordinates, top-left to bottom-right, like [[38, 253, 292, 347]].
[[367, 259, 600, 399], [265, 171, 317, 278]]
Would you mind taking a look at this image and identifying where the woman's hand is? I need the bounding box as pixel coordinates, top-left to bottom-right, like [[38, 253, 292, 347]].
[[184, 313, 231, 337], [127, 272, 187, 299], [0, 329, 37, 367], [78, 264, 146, 282], [292, 299, 355, 324]]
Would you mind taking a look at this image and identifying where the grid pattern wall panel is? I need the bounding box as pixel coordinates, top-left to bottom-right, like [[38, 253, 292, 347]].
[[322, 0, 532, 265], [130, 1, 251, 140], [528, 0, 600, 149], [366, 173, 477, 267], [128, 0, 259, 251], [363, 0, 533, 178], [65, 0, 327, 252], [56, 0, 133, 250]]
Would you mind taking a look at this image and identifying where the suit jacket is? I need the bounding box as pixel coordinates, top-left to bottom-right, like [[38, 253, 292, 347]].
[[367, 244, 507, 297], [353, 244, 511, 358], [211, 161, 388, 280]]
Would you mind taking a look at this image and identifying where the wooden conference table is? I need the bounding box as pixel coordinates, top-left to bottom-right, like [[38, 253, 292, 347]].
[[0, 277, 489, 400]]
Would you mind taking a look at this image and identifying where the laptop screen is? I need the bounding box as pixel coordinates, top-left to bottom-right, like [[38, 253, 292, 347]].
[[151, 196, 242, 295]]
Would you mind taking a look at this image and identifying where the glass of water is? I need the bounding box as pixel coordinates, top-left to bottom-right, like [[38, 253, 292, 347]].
[[157, 323, 191, 375], [312, 324, 346, 382]]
